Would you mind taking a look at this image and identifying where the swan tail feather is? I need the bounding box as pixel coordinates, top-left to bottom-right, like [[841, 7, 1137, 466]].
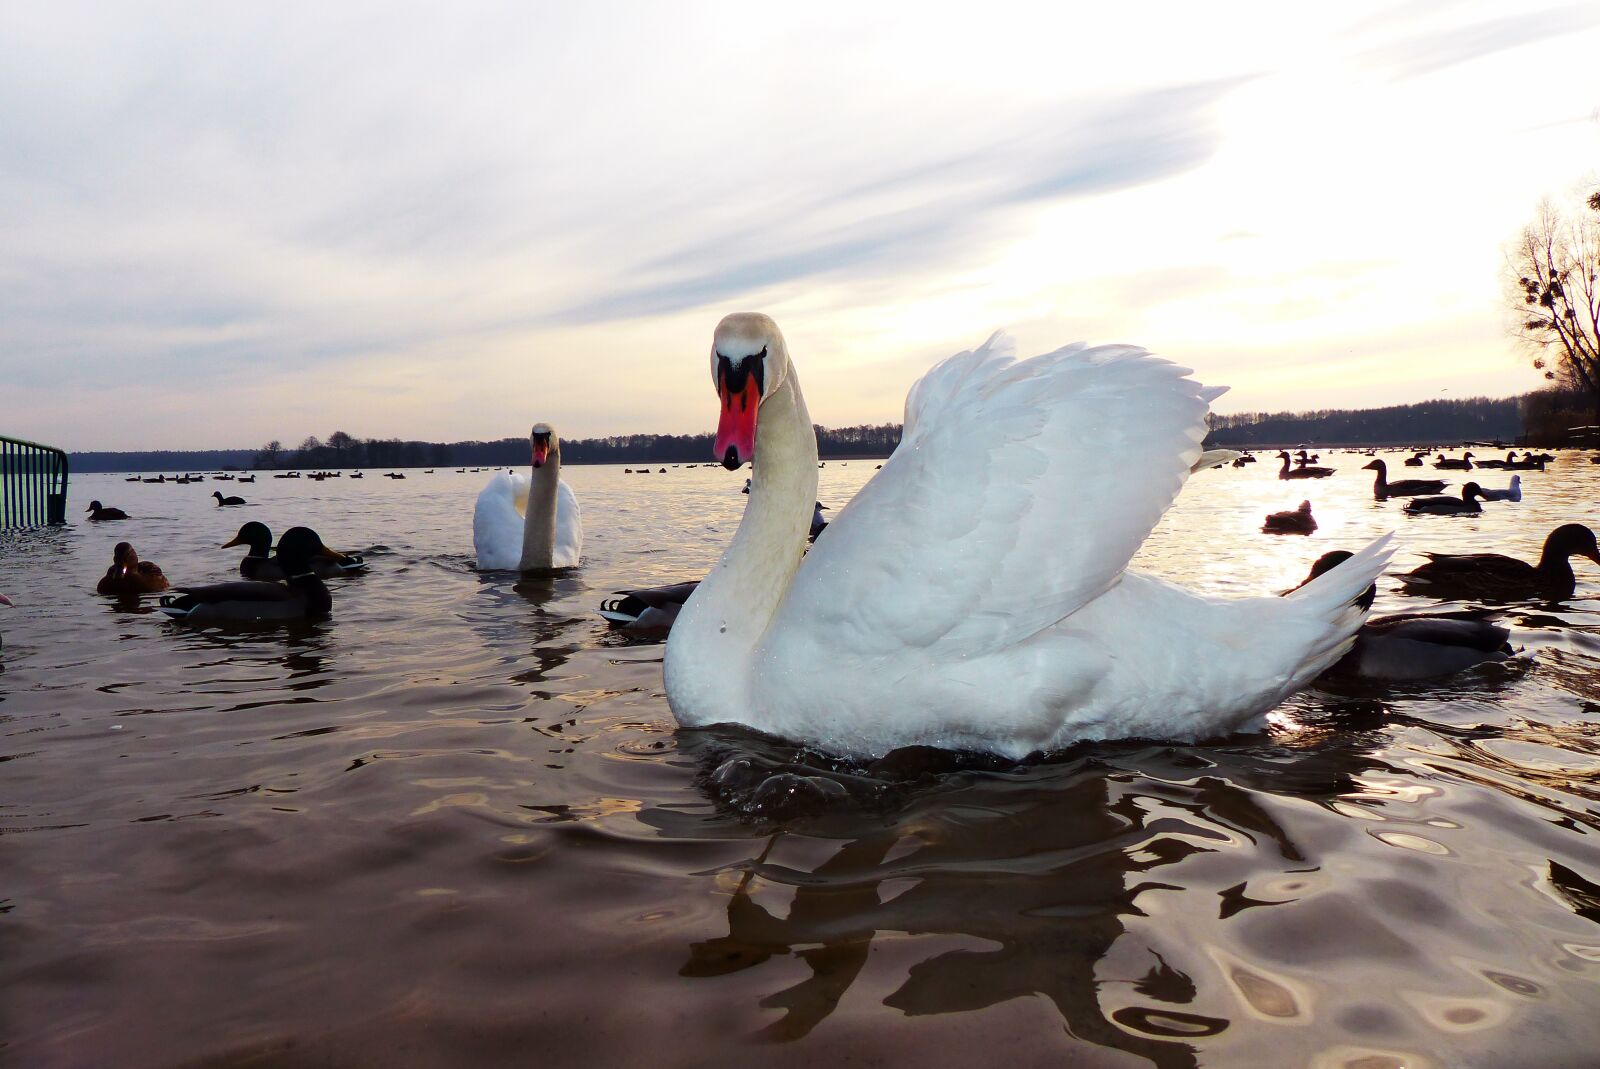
[[1282, 532, 1395, 683]]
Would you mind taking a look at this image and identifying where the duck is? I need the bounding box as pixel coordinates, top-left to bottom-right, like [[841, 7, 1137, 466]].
[[1434, 452, 1475, 470], [1403, 452, 1427, 467], [238, 474, 256, 483], [1289, 552, 1512, 682], [85, 500, 128, 521], [212, 491, 246, 507], [599, 581, 701, 635], [96, 542, 170, 595], [1295, 450, 1321, 466], [1505, 453, 1547, 471], [1403, 483, 1484, 515], [1263, 501, 1317, 535], [602, 499, 833, 635], [1398, 523, 1600, 601], [1362, 459, 1446, 499], [159, 526, 336, 623], [1277, 451, 1334, 479], [472, 422, 583, 573], [1474, 451, 1515, 470], [1477, 475, 1522, 502], [220, 521, 365, 580], [662, 313, 1393, 759]]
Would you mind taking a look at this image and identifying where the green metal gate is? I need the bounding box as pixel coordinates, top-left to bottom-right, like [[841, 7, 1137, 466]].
[[0, 435, 69, 528]]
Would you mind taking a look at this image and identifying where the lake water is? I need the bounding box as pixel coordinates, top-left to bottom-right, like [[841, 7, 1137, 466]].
[[3, 454, 1599, 1068]]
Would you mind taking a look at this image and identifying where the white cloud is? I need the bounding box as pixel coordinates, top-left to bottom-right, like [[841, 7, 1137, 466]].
[[1, 1, 1596, 449]]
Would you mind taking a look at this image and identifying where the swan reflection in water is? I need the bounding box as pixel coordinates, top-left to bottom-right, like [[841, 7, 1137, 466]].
[[650, 728, 1394, 1066]]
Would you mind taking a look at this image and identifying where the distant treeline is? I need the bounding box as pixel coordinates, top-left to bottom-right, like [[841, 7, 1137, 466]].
[[68, 424, 906, 473], [67, 390, 1590, 473], [1204, 395, 1530, 447]]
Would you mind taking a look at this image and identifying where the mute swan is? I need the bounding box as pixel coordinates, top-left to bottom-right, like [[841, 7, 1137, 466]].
[[472, 423, 583, 572], [1399, 523, 1599, 600], [1191, 448, 1242, 471], [663, 314, 1394, 759]]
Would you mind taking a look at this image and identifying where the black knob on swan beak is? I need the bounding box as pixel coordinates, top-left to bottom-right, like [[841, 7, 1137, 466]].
[[721, 447, 743, 471]]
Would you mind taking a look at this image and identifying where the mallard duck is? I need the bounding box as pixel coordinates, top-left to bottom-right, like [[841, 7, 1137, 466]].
[[1399, 523, 1600, 601], [212, 491, 246, 507], [85, 501, 128, 521], [1277, 451, 1334, 479], [1263, 501, 1318, 535], [1363, 459, 1446, 498], [96, 542, 170, 595], [220, 521, 365, 580], [160, 526, 336, 623], [1290, 552, 1512, 681], [1404, 483, 1483, 515], [1434, 452, 1475, 470]]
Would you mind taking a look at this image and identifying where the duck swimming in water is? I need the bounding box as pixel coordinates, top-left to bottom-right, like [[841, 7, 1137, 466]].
[[96, 542, 170, 595], [1399, 523, 1600, 601], [1403, 483, 1484, 515], [1276, 451, 1334, 479], [160, 527, 336, 623], [1262, 501, 1317, 535], [85, 501, 128, 521], [212, 491, 246, 507], [1362, 459, 1446, 499], [1290, 552, 1513, 682], [220, 521, 365, 580], [663, 313, 1393, 759]]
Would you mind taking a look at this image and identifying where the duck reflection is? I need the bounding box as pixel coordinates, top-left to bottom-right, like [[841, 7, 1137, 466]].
[[666, 732, 1386, 1066]]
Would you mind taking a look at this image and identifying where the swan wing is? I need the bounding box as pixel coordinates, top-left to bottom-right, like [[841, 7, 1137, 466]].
[[778, 336, 1224, 655], [472, 472, 530, 571], [554, 479, 584, 568]]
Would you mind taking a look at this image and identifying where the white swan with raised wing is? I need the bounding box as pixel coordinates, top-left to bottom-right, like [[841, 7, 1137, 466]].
[[663, 314, 1393, 759], [473, 423, 583, 572]]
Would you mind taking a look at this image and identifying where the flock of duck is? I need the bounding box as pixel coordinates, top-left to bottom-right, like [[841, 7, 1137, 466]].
[[13, 313, 1599, 759]]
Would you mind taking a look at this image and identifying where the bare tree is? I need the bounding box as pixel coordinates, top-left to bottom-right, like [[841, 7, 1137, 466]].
[[1509, 185, 1600, 426]]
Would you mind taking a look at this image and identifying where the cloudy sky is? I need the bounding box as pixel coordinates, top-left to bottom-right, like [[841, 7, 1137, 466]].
[[4, 1, 1598, 451]]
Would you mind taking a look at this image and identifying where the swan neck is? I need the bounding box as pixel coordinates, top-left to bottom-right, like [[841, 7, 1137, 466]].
[[520, 451, 561, 572], [665, 372, 818, 721]]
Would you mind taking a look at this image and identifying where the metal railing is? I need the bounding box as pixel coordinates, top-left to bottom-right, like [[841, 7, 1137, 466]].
[[1, 435, 69, 528]]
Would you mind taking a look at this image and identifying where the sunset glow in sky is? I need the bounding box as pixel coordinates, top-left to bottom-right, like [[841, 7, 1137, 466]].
[[4, 1, 1599, 450]]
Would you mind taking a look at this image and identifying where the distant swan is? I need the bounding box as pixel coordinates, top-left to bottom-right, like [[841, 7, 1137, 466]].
[[663, 314, 1393, 759], [473, 423, 583, 572]]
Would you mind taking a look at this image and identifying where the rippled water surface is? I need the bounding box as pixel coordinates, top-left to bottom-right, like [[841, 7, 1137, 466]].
[[4, 455, 1600, 1068]]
